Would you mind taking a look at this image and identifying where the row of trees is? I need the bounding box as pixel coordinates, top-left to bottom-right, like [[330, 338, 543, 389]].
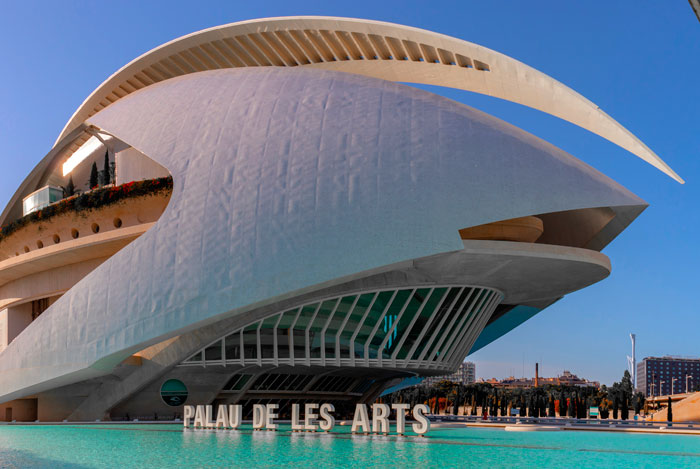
[[63, 151, 114, 198], [89, 151, 114, 190], [382, 370, 647, 419]]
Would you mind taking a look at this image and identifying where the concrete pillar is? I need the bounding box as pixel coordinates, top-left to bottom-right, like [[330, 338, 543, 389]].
[[7, 303, 33, 344], [0, 308, 8, 354], [0, 304, 33, 353]]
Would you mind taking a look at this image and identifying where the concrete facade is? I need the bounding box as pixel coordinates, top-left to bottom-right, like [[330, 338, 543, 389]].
[[0, 17, 677, 421]]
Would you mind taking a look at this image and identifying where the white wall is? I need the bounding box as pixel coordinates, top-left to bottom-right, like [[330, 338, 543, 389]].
[[0, 309, 7, 354], [116, 147, 169, 185]]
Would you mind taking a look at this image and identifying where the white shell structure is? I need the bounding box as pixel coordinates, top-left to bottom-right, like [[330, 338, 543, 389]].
[[0, 18, 668, 420]]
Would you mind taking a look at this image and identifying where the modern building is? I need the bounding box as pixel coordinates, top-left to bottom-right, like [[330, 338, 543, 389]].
[[480, 371, 599, 389], [0, 17, 680, 422], [637, 357, 700, 397], [422, 362, 476, 386]]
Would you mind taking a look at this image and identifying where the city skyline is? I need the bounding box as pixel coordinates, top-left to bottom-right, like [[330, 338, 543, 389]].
[[1, 1, 697, 387]]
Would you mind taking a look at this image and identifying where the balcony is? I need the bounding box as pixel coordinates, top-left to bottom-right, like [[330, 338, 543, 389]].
[[0, 177, 172, 285]]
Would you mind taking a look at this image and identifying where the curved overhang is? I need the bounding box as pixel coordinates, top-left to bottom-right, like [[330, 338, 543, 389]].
[[54, 16, 682, 183], [0, 68, 645, 401]]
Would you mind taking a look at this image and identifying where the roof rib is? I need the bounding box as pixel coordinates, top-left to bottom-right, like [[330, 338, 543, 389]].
[[53, 16, 682, 183]]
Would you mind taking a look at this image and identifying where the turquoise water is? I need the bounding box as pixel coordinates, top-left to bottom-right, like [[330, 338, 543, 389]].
[[1, 424, 700, 468]]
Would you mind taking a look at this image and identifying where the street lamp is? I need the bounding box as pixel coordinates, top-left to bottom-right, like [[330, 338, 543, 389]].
[[672, 377, 678, 395], [688, 375, 694, 394], [660, 380, 665, 397]]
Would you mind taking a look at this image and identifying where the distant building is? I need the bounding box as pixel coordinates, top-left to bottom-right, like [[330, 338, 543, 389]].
[[423, 362, 476, 386], [637, 357, 700, 397], [479, 370, 599, 389]]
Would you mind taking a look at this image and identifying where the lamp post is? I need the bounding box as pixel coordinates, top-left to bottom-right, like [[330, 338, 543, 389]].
[[671, 377, 678, 396], [688, 375, 694, 394]]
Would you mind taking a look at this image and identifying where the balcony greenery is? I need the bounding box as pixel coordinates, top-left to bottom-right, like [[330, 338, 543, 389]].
[[0, 176, 172, 242]]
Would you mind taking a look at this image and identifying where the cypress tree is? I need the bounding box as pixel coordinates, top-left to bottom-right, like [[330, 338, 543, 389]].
[[621, 393, 628, 420], [101, 151, 111, 186], [453, 387, 460, 415], [89, 162, 99, 189], [548, 394, 556, 417], [667, 397, 673, 422]]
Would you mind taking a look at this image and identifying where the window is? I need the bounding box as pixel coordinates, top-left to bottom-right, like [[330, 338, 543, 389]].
[[160, 379, 188, 406]]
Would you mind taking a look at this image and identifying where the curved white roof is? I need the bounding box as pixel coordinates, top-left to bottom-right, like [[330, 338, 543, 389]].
[[0, 68, 646, 401], [55, 16, 682, 182]]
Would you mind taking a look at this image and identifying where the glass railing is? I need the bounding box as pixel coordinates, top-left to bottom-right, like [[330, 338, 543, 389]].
[[22, 186, 64, 216]]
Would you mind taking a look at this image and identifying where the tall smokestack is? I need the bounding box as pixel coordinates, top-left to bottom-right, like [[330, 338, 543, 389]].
[[535, 363, 539, 387]]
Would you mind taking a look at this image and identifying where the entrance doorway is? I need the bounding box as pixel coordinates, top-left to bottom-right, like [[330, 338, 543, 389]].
[[5, 407, 11, 421]]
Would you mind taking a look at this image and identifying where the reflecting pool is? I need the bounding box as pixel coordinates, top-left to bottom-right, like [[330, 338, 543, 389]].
[[1, 424, 700, 468]]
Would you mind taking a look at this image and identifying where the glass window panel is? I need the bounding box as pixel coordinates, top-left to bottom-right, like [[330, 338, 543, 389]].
[[204, 341, 223, 361], [292, 304, 318, 361], [308, 299, 338, 359], [277, 309, 299, 329], [355, 291, 395, 358], [325, 296, 355, 359], [385, 288, 430, 357], [260, 328, 275, 358], [261, 315, 279, 329], [275, 374, 293, 390], [425, 287, 475, 360], [437, 289, 486, 359], [448, 290, 492, 358], [294, 304, 319, 331], [291, 329, 306, 360], [351, 379, 374, 394], [253, 374, 273, 390], [242, 324, 258, 360], [398, 288, 447, 360], [293, 375, 312, 391], [183, 351, 203, 363], [339, 293, 374, 358], [224, 333, 241, 361], [286, 375, 303, 390], [223, 374, 241, 390], [231, 374, 251, 391], [369, 289, 411, 359], [268, 374, 287, 390], [276, 309, 299, 360], [410, 287, 461, 361]]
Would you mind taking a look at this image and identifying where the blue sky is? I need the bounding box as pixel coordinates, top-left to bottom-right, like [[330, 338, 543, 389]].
[[0, 1, 698, 386]]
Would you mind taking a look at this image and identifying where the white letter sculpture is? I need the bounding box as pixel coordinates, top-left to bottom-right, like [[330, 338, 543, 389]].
[[291, 404, 304, 431], [412, 404, 431, 435], [183, 405, 194, 427], [266, 403, 279, 430], [372, 404, 390, 434], [392, 403, 410, 435], [252, 404, 266, 429], [304, 403, 319, 431], [228, 405, 242, 429], [351, 404, 370, 434], [319, 403, 335, 432]]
